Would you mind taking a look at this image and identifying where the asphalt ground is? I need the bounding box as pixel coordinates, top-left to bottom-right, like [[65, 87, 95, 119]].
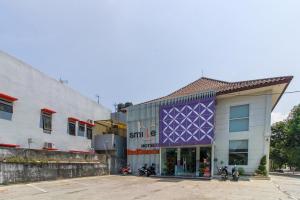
[[0, 175, 299, 200]]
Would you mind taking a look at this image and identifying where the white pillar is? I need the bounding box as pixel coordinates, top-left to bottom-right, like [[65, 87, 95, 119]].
[[159, 147, 162, 176], [211, 144, 215, 177], [196, 146, 200, 176]]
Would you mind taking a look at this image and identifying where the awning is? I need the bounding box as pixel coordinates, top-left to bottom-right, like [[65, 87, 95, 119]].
[[0, 143, 20, 148], [41, 108, 56, 114], [79, 120, 95, 127], [0, 93, 18, 102], [68, 117, 80, 123]]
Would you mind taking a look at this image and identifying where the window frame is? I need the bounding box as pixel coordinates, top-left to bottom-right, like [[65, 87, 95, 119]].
[[86, 127, 93, 140], [42, 112, 52, 133], [68, 121, 76, 136], [229, 104, 250, 132], [0, 99, 13, 114], [78, 123, 85, 137], [229, 140, 249, 165]]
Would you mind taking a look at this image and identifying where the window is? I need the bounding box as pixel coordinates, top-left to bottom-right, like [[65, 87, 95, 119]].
[[0, 99, 13, 120], [87, 127, 92, 140], [42, 113, 52, 133], [229, 140, 248, 165], [78, 124, 85, 137], [0, 100, 13, 113], [229, 104, 249, 132], [69, 122, 76, 136]]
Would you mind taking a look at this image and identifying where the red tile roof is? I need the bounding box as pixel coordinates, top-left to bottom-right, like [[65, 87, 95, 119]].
[[146, 76, 293, 103]]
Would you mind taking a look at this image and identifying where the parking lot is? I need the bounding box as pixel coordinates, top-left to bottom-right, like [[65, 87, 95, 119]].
[[0, 175, 299, 200]]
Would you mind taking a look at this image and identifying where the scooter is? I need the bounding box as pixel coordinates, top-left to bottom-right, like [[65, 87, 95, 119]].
[[219, 166, 229, 180], [146, 163, 156, 177], [232, 165, 239, 181], [120, 164, 132, 175], [138, 164, 148, 176]]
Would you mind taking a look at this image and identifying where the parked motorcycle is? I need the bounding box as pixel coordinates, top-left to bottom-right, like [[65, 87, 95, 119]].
[[219, 166, 229, 180], [138, 164, 148, 176], [146, 163, 156, 177], [231, 165, 239, 181], [120, 164, 132, 175]]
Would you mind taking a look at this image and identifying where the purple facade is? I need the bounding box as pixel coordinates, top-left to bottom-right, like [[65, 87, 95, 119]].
[[159, 97, 215, 147]]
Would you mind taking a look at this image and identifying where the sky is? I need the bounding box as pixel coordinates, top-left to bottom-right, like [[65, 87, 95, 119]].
[[0, 0, 299, 123]]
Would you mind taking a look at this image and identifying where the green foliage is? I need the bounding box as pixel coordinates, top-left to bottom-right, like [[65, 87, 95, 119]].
[[256, 155, 267, 176], [270, 104, 300, 171], [238, 167, 245, 176], [260, 155, 267, 166]]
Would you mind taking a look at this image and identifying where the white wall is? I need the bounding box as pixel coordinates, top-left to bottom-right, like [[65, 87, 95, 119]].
[[214, 92, 271, 174], [0, 51, 111, 151]]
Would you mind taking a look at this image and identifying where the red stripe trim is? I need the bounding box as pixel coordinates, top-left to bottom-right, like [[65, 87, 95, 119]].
[[68, 117, 79, 122], [78, 121, 95, 127], [43, 148, 58, 151], [0, 143, 20, 148], [69, 150, 94, 154], [0, 93, 18, 102], [41, 108, 56, 114], [127, 149, 160, 155]]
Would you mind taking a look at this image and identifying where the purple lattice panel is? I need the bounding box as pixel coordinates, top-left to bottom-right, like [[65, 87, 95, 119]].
[[159, 97, 215, 147]]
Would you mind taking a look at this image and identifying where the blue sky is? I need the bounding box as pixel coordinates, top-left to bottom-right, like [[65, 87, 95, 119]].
[[0, 0, 299, 123]]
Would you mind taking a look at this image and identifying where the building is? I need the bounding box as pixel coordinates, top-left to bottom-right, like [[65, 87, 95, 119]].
[[127, 76, 293, 177], [93, 111, 127, 173], [0, 51, 111, 151]]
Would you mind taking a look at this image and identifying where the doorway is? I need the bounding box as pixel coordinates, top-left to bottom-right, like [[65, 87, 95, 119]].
[[179, 148, 196, 176]]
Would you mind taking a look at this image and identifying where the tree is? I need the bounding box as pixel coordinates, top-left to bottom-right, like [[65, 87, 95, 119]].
[[270, 121, 288, 170], [286, 104, 300, 170], [256, 155, 267, 176]]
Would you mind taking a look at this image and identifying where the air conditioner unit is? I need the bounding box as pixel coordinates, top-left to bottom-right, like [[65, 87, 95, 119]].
[[87, 119, 94, 124], [44, 142, 54, 149]]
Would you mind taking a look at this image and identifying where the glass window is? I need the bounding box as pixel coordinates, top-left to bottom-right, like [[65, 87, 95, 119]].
[[69, 122, 76, 136], [0, 100, 13, 113], [0, 100, 13, 120], [229, 104, 249, 132], [229, 140, 248, 165], [86, 127, 92, 140], [42, 113, 52, 133], [78, 124, 85, 137]]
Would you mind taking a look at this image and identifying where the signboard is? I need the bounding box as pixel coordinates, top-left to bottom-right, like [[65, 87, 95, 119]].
[[159, 97, 215, 147]]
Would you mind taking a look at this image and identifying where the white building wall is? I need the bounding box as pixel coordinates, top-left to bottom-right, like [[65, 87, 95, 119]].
[[214, 92, 271, 174], [0, 51, 111, 151]]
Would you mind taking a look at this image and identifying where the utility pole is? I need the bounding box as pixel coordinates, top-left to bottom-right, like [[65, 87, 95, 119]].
[[96, 94, 100, 104]]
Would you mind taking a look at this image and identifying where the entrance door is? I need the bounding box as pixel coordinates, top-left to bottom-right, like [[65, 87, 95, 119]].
[[180, 148, 196, 176], [165, 148, 177, 176], [199, 147, 212, 177]]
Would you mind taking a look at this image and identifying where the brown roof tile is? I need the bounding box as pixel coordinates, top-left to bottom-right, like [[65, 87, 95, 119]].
[[145, 76, 293, 103]]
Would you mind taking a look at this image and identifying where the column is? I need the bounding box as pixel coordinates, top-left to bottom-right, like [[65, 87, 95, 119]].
[[211, 144, 215, 177], [196, 146, 200, 177]]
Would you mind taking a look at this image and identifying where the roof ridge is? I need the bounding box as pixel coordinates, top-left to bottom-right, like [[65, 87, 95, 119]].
[[201, 76, 231, 84], [167, 76, 229, 97], [230, 75, 293, 84]]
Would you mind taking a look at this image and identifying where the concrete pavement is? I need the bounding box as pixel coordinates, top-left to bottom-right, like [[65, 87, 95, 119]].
[[0, 175, 298, 200]]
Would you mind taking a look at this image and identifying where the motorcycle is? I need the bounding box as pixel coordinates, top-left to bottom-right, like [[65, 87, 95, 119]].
[[232, 165, 239, 181], [219, 166, 229, 181], [120, 164, 132, 175], [146, 163, 156, 177], [138, 164, 148, 176]]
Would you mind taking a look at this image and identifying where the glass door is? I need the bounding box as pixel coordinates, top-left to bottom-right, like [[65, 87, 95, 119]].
[[162, 148, 177, 176], [180, 148, 196, 176], [199, 147, 212, 177]]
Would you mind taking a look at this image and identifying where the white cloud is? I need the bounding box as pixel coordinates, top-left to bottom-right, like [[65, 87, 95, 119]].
[[271, 112, 288, 124]]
